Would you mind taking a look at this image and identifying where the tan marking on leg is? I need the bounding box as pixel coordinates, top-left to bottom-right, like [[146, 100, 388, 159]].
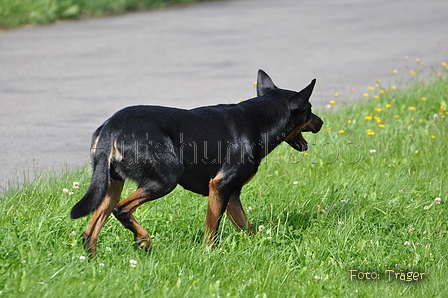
[[226, 191, 254, 235], [113, 188, 152, 250], [84, 180, 124, 256], [205, 174, 227, 247]]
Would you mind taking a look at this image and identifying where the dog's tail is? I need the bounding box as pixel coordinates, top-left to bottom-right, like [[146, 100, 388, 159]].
[[70, 128, 115, 219]]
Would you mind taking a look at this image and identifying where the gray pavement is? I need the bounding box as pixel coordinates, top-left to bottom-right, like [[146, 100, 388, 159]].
[[1, 0, 447, 189]]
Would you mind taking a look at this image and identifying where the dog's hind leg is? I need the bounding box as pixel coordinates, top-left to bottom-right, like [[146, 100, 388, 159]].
[[83, 179, 124, 256], [112, 179, 180, 251], [226, 189, 255, 235], [112, 187, 155, 251]]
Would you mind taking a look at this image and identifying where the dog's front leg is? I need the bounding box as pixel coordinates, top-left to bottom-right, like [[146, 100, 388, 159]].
[[226, 189, 255, 235], [205, 175, 230, 247]]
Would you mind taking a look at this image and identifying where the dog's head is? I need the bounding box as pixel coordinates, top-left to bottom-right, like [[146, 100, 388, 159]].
[[257, 69, 323, 151]]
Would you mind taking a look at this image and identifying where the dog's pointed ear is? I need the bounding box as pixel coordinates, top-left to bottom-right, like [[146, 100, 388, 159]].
[[290, 79, 316, 110], [297, 79, 316, 102], [257, 69, 277, 96]]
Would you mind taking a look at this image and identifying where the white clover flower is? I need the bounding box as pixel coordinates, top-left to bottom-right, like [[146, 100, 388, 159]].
[[341, 200, 348, 204], [423, 206, 429, 210], [258, 225, 265, 232], [292, 181, 298, 185], [404, 241, 411, 246], [370, 149, 376, 153], [73, 182, 80, 189], [63, 188, 69, 194], [130, 259, 137, 267], [314, 275, 321, 280], [79, 256, 86, 260]]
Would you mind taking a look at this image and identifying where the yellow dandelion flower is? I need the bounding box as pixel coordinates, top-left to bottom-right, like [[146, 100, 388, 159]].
[[326, 127, 331, 131], [391, 86, 397, 91], [380, 89, 385, 94], [253, 82, 257, 86], [440, 106, 446, 111], [374, 107, 382, 112], [375, 84, 379, 88], [365, 116, 372, 120], [421, 62, 426, 67], [363, 93, 369, 98], [391, 69, 398, 74], [333, 92, 339, 97], [421, 97, 427, 101], [347, 120, 352, 124], [442, 62, 447, 67], [365, 129, 372, 133], [376, 78, 381, 83], [239, 98, 244, 102], [386, 104, 392, 108], [329, 100, 336, 106], [416, 58, 420, 63], [378, 124, 385, 128], [368, 86, 374, 91], [305, 152, 309, 156], [395, 115, 400, 119], [374, 117, 381, 123], [351, 88, 356, 92], [408, 106, 417, 111], [415, 150, 419, 154], [419, 119, 423, 123], [373, 95, 379, 100], [409, 70, 417, 76], [410, 117, 415, 122], [367, 131, 375, 136], [438, 73, 443, 77], [431, 135, 436, 139], [338, 130, 345, 134]]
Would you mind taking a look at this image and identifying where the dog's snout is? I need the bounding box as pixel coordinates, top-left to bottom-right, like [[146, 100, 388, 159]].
[[312, 114, 323, 133]]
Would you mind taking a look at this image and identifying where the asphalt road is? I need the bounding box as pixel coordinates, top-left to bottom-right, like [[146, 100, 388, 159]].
[[1, 0, 447, 189]]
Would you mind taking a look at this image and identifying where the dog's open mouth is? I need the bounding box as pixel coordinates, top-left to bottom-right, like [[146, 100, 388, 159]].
[[286, 131, 308, 151], [286, 115, 323, 152], [296, 132, 308, 151]]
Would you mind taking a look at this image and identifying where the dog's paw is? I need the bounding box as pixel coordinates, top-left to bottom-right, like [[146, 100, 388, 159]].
[[135, 238, 152, 252]]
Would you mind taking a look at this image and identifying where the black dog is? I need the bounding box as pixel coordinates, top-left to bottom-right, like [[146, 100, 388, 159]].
[[71, 70, 323, 256]]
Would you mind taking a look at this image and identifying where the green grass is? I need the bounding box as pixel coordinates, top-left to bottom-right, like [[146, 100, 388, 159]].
[[0, 0, 201, 28], [1, 70, 447, 297]]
